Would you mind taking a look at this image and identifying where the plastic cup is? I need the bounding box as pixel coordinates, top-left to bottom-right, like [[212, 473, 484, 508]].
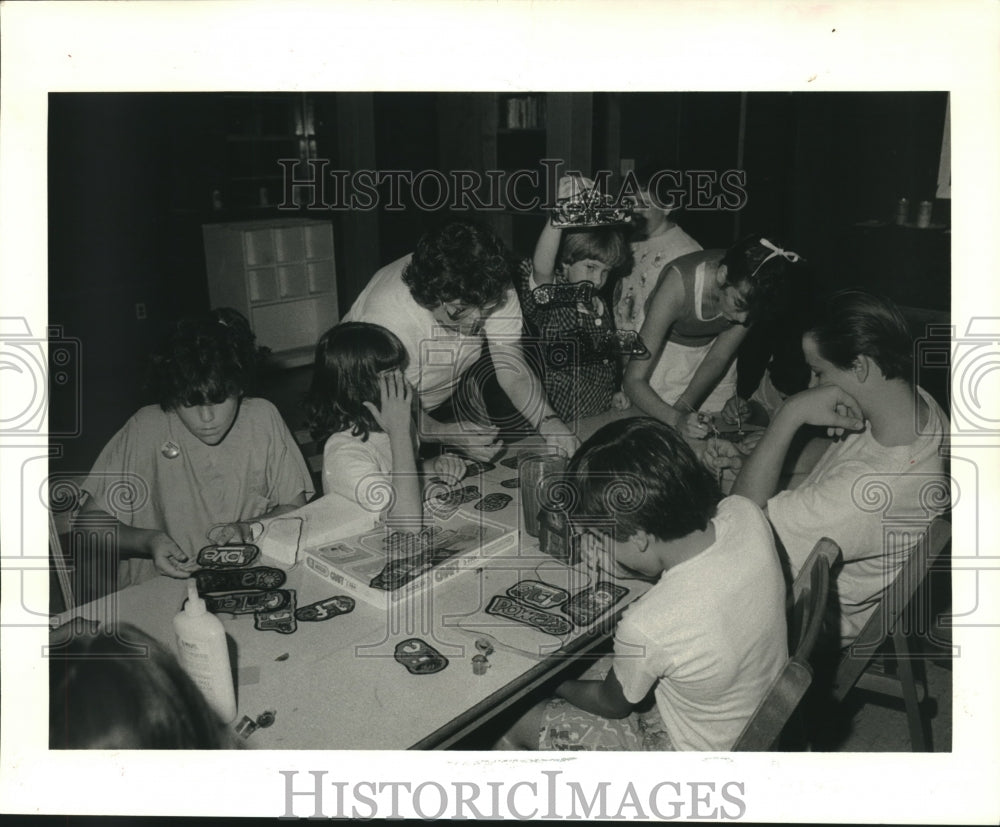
[[519, 453, 567, 538]]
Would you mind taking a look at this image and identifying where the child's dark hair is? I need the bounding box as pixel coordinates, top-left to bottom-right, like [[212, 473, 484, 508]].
[[403, 221, 515, 310], [305, 321, 409, 443], [805, 290, 913, 381], [559, 227, 633, 278], [150, 308, 257, 411], [721, 233, 805, 324], [565, 417, 720, 542], [49, 622, 237, 749]]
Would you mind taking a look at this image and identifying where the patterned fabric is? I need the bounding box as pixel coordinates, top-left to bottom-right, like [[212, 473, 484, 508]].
[[537, 656, 674, 751], [516, 259, 617, 421], [614, 225, 702, 335]]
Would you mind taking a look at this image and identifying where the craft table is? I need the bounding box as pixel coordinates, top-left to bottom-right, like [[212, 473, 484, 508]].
[[55, 440, 652, 750]]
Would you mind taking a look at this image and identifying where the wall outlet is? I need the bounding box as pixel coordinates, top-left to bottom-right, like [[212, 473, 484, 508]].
[[135, 303, 147, 320]]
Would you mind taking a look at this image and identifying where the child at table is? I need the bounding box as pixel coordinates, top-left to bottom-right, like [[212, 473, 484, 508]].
[[500, 417, 787, 751], [78, 309, 313, 587], [732, 290, 949, 647], [305, 321, 465, 528], [518, 177, 632, 421], [49, 621, 239, 749], [623, 234, 804, 440]]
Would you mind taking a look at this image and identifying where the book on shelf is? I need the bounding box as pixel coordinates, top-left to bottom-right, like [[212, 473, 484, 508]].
[[300, 507, 518, 608]]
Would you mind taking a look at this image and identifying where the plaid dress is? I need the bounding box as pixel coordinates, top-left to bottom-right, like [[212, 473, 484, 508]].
[[517, 259, 618, 421]]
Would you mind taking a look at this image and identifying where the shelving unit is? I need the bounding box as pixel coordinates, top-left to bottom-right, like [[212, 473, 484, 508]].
[[220, 93, 320, 209], [203, 218, 338, 368], [482, 93, 593, 255]]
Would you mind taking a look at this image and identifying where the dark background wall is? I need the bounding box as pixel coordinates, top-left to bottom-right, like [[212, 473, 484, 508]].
[[48, 91, 949, 476]]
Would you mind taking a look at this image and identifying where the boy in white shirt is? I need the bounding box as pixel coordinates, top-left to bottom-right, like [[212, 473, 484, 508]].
[[501, 417, 787, 751], [731, 291, 949, 646]]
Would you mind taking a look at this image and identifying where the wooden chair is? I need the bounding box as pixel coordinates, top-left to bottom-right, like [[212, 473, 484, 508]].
[[832, 517, 951, 751], [733, 537, 842, 751]]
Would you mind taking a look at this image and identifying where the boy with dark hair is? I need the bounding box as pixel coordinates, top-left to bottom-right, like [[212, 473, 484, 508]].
[[78, 309, 313, 587], [501, 417, 787, 751]]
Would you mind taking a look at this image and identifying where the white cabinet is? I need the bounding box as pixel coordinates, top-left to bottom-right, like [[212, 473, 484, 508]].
[[203, 218, 338, 367]]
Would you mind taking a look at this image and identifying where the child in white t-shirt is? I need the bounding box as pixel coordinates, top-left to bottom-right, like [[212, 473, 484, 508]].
[[500, 417, 787, 751], [732, 291, 949, 646], [305, 322, 464, 529]]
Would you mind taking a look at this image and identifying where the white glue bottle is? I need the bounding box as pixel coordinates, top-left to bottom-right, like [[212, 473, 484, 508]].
[[173, 579, 238, 723]]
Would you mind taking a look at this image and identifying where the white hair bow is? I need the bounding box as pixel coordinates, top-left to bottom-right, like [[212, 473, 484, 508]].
[[749, 238, 803, 280]]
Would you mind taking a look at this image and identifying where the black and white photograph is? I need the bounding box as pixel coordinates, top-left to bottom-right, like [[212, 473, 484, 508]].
[[1, 1, 998, 823]]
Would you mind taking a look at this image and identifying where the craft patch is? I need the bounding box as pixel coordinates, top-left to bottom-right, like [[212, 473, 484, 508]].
[[507, 579, 570, 610], [561, 581, 629, 626], [394, 638, 448, 675], [196, 544, 260, 569], [295, 595, 356, 622], [204, 589, 292, 615], [195, 566, 286, 594], [485, 595, 574, 637], [475, 492, 513, 512]]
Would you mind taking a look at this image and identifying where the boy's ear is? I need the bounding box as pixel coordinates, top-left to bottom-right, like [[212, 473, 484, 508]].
[[630, 529, 652, 554], [853, 355, 873, 383]]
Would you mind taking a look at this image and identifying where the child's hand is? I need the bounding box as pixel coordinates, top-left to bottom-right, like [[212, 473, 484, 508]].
[[720, 395, 751, 426], [611, 390, 631, 411], [557, 174, 594, 200], [444, 424, 504, 462], [703, 437, 744, 475], [148, 532, 195, 578], [734, 429, 764, 454], [428, 453, 466, 485], [678, 410, 711, 440], [363, 370, 414, 439], [207, 520, 259, 546]]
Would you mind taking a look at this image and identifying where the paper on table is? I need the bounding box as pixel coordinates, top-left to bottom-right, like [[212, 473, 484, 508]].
[[256, 492, 378, 568]]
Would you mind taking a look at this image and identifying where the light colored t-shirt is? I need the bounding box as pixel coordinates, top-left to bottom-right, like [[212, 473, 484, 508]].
[[343, 254, 524, 410], [612, 495, 788, 751], [81, 398, 314, 587], [767, 386, 949, 646], [322, 429, 393, 513], [614, 224, 702, 334]]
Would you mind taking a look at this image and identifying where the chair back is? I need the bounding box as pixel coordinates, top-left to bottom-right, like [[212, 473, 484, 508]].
[[834, 517, 951, 698], [732, 537, 841, 751], [789, 537, 841, 658]]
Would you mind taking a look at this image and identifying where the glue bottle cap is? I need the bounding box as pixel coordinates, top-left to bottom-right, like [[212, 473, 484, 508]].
[[185, 579, 206, 616]]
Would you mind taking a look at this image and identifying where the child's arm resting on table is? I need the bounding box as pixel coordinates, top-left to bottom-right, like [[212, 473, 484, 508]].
[[75, 503, 196, 578], [554, 666, 635, 719]]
